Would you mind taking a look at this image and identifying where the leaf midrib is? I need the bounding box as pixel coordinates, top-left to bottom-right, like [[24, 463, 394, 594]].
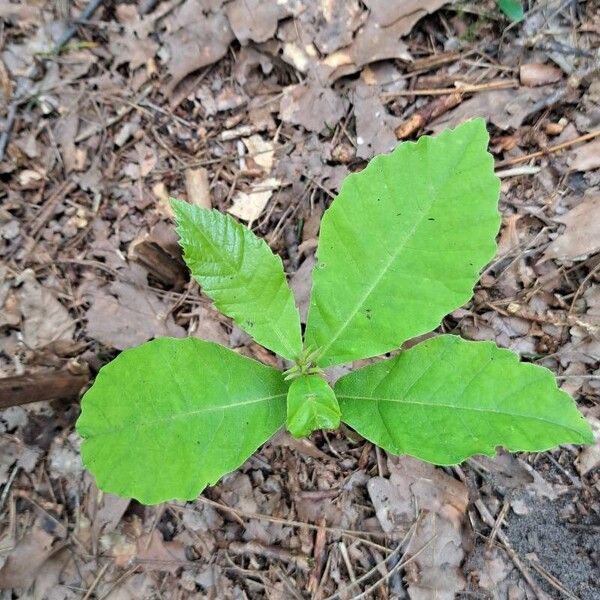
[[85, 393, 287, 437], [314, 174, 437, 362], [338, 394, 585, 435]]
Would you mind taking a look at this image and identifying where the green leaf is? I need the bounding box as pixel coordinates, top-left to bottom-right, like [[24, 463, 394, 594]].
[[497, 0, 524, 22], [304, 119, 501, 367], [172, 200, 302, 361], [336, 335, 593, 464], [76, 337, 288, 504], [286, 375, 341, 438]]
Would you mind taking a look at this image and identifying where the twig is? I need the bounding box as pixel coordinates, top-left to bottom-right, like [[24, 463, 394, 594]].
[[527, 556, 581, 600], [53, 0, 105, 54], [496, 165, 541, 178], [495, 128, 600, 168], [347, 536, 436, 600], [395, 92, 462, 139], [0, 465, 19, 512], [82, 562, 110, 600], [322, 521, 418, 600], [382, 78, 518, 99]]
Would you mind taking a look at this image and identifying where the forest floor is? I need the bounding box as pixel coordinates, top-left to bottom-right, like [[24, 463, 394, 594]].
[[0, 0, 599, 598]]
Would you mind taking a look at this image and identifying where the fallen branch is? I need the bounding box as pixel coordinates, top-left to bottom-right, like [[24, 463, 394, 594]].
[[0, 365, 89, 410]]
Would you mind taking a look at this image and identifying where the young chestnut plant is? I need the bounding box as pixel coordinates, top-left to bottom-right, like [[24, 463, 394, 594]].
[[77, 119, 593, 504]]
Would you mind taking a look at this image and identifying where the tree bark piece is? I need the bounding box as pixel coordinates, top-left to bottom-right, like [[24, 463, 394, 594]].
[[0, 367, 89, 410]]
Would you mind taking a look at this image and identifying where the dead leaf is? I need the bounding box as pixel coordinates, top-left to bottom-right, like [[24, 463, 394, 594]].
[[185, 167, 211, 208], [243, 135, 274, 172], [190, 305, 228, 346], [364, 0, 450, 28], [311, 0, 363, 54], [163, 1, 234, 96], [290, 255, 316, 322], [0, 438, 39, 485], [519, 63, 563, 87], [226, 0, 290, 44], [354, 84, 402, 158], [0, 525, 55, 590], [84, 271, 185, 350], [318, 0, 448, 79], [570, 139, 600, 171], [136, 530, 187, 573], [280, 82, 347, 132], [543, 194, 600, 260], [16, 270, 76, 349], [404, 513, 465, 600], [110, 5, 158, 71], [368, 456, 468, 600], [228, 177, 280, 222], [575, 416, 600, 475], [430, 87, 547, 131]]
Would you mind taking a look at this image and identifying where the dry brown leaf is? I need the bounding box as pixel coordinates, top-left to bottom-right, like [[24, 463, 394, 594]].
[[110, 5, 158, 70], [321, 0, 449, 80], [190, 305, 228, 346], [364, 0, 450, 27], [0, 438, 39, 485], [243, 135, 274, 172], [0, 525, 55, 590], [430, 87, 547, 131], [226, 0, 290, 44], [543, 194, 600, 260], [184, 167, 212, 209], [290, 255, 316, 322], [228, 177, 280, 222], [404, 513, 466, 600], [368, 456, 468, 600], [570, 139, 600, 171], [84, 275, 185, 350], [16, 270, 76, 349], [136, 530, 187, 573], [519, 63, 563, 87], [575, 416, 600, 475], [163, 1, 234, 96], [354, 85, 402, 158], [323, 16, 413, 81], [280, 82, 347, 132]]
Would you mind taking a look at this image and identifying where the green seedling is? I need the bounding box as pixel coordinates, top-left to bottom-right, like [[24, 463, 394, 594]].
[[77, 119, 592, 504]]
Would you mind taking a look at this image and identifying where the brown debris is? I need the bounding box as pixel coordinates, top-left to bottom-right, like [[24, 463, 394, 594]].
[[2, 0, 600, 597], [519, 63, 563, 87], [543, 194, 600, 261], [395, 92, 462, 139]]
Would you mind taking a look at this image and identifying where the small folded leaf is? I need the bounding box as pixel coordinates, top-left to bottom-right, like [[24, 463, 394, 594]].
[[497, 0, 524, 22], [172, 200, 302, 360], [304, 119, 501, 366], [286, 375, 341, 438], [336, 335, 593, 464], [77, 337, 288, 504]]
